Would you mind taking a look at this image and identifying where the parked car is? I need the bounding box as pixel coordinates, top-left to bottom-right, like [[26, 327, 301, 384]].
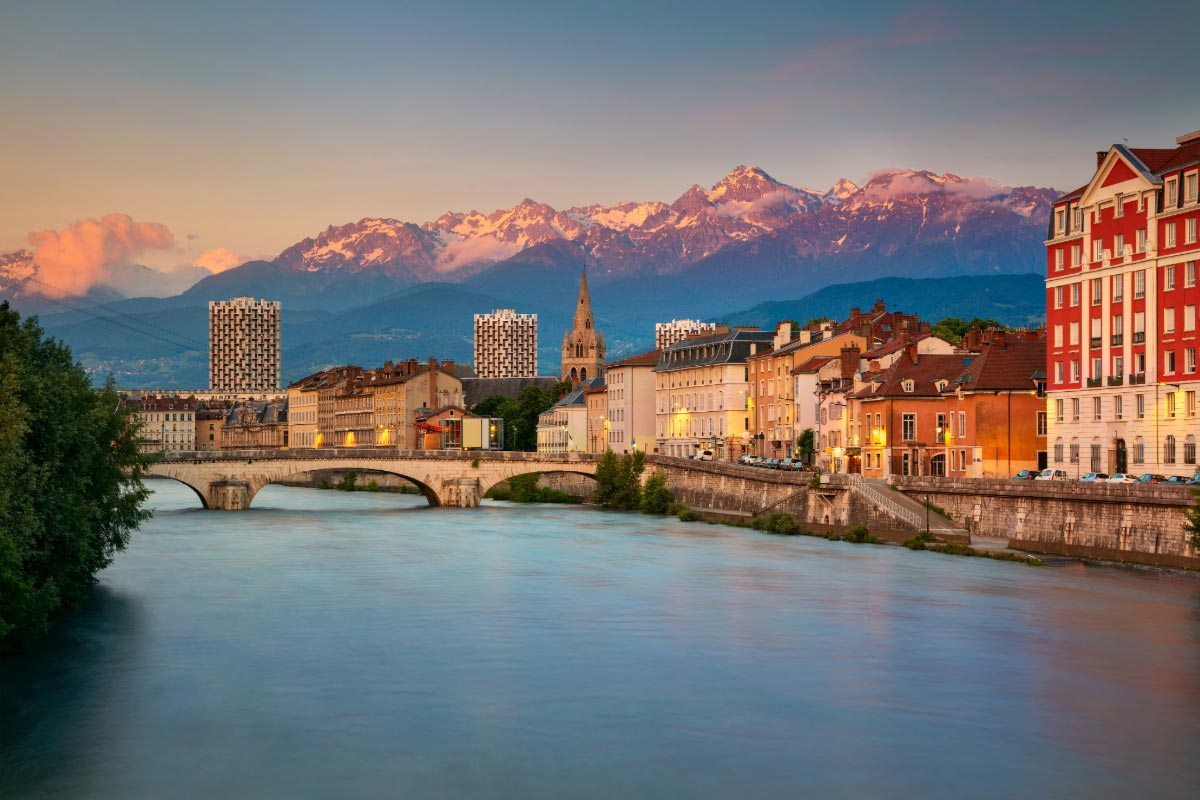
[[1012, 469, 1037, 480], [1136, 473, 1168, 484], [763, 458, 780, 469], [1186, 474, 1200, 486], [779, 458, 796, 471], [738, 455, 753, 465], [1078, 472, 1109, 482], [1162, 475, 1190, 485], [1034, 468, 1070, 481], [697, 449, 714, 462], [1106, 473, 1137, 484]]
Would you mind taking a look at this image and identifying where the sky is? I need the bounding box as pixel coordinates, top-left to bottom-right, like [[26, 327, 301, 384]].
[[1, 0, 1197, 282]]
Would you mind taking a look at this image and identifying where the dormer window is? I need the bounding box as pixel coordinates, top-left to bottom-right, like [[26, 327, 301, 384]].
[[901, 379, 915, 393], [1167, 178, 1178, 206], [1055, 209, 1065, 235], [935, 380, 949, 392]]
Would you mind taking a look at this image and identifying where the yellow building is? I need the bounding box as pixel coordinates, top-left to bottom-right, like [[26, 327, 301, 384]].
[[654, 328, 775, 460]]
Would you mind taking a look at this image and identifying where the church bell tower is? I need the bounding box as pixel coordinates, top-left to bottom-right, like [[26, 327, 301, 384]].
[[561, 269, 605, 384]]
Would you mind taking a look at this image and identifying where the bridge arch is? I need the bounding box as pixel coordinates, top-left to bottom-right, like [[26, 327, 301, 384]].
[[144, 473, 211, 509], [253, 466, 442, 508], [477, 464, 599, 501]]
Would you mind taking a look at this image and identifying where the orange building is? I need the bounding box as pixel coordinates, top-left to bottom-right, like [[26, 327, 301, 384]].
[[850, 331, 1047, 477]]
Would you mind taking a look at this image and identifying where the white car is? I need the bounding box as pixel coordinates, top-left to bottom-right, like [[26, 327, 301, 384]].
[[1034, 469, 1070, 481], [1106, 473, 1137, 484]]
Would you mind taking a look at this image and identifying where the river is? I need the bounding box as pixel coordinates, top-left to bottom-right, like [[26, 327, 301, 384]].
[[2, 480, 1199, 799]]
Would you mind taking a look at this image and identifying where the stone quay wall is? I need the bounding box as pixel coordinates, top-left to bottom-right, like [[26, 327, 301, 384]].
[[892, 476, 1199, 569], [648, 457, 915, 539]]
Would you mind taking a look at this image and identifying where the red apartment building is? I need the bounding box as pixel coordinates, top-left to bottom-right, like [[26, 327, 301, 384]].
[[1046, 130, 1200, 475]]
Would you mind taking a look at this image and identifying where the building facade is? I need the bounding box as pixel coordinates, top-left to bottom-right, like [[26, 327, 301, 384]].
[[209, 297, 281, 393], [1046, 131, 1200, 476], [850, 332, 1046, 478], [561, 270, 605, 384], [655, 319, 717, 350], [537, 378, 599, 453], [654, 328, 775, 460], [604, 349, 659, 454], [128, 396, 197, 454], [474, 308, 538, 378]]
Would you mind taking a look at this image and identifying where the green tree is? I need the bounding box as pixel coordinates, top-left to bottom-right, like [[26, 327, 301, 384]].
[[639, 472, 674, 514], [930, 316, 1008, 343], [1184, 489, 1200, 551], [0, 302, 151, 652], [797, 428, 815, 464], [473, 382, 572, 451], [593, 449, 646, 510]]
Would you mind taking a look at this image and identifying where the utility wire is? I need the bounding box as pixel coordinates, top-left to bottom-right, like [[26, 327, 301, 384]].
[[0, 275, 204, 355], [6, 273, 209, 348]]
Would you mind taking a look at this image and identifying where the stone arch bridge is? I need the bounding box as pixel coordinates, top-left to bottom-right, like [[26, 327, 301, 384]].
[[149, 448, 602, 509]]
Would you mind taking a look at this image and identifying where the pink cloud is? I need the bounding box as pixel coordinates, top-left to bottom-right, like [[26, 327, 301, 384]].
[[26, 213, 175, 294], [193, 247, 246, 274]]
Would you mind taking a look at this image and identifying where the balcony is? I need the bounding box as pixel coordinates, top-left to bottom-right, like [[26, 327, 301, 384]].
[[1089, 337, 1102, 349], [1133, 332, 1145, 344], [1107, 376, 1124, 386], [1129, 373, 1147, 385], [1111, 334, 1123, 346], [1086, 377, 1102, 387]]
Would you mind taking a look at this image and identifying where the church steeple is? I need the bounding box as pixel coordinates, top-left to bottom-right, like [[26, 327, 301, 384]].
[[561, 268, 605, 384]]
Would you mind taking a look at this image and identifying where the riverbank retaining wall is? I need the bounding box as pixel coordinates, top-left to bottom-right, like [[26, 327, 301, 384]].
[[892, 476, 1199, 569], [649, 458, 916, 539]]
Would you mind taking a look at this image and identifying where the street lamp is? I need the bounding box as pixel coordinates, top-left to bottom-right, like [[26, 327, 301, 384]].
[[924, 493, 930, 535]]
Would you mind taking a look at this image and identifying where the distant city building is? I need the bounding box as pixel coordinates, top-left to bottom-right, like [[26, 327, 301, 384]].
[[124, 395, 197, 454], [561, 270, 605, 384], [654, 327, 775, 460], [655, 318, 717, 350], [1046, 129, 1200, 475], [473, 308, 538, 378], [209, 297, 281, 393]]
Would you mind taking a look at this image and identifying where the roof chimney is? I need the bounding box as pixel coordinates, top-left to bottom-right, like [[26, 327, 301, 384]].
[[872, 299, 886, 313], [906, 342, 919, 365], [965, 326, 982, 351], [1097, 150, 1107, 168], [442, 359, 455, 375], [428, 358, 438, 411], [840, 345, 861, 380], [993, 330, 1007, 350]]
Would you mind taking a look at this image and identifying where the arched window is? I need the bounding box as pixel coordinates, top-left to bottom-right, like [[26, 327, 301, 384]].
[[1090, 437, 1101, 471], [586, 319, 591, 329], [1164, 435, 1176, 464], [580, 368, 587, 381], [1069, 437, 1079, 463], [1186, 435, 1197, 465], [1133, 436, 1145, 464], [570, 367, 578, 381], [1054, 437, 1064, 463]]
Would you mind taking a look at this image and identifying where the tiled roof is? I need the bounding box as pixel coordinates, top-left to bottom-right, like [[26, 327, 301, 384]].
[[851, 354, 968, 399], [791, 356, 835, 374], [953, 337, 1045, 391], [607, 348, 661, 368], [861, 332, 939, 359], [655, 328, 775, 371]]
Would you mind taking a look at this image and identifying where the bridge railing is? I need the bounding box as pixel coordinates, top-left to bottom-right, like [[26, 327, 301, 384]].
[[156, 448, 604, 464], [849, 474, 922, 529]]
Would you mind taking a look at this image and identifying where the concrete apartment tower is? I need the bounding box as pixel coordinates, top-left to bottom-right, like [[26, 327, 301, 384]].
[[473, 308, 538, 378], [655, 318, 718, 350], [208, 297, 281, 393], [561, 269, 605, 384]]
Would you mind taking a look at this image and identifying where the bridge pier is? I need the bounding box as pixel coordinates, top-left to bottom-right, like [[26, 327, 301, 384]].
[[208, 479, 254, 510], [440, 478, 481, 508]]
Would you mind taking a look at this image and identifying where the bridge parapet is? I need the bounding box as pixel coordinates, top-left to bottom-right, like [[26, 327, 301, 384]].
[[148, 449, 602, 509]]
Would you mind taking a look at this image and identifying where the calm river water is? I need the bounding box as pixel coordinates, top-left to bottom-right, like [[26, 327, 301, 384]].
[[3, 480, 1200, 799]]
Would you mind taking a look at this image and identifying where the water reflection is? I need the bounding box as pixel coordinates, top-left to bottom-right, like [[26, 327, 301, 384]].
[[2, 481, 1199, 799]]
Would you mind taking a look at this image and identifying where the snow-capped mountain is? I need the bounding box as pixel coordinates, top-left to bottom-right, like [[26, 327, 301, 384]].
[[3, 165, 1058, 311], [258, 165, 1055, 287]]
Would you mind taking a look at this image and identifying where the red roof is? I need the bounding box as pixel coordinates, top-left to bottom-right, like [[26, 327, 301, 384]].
[[608, 348, 661, 368], [791, 356, 835, 374]]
